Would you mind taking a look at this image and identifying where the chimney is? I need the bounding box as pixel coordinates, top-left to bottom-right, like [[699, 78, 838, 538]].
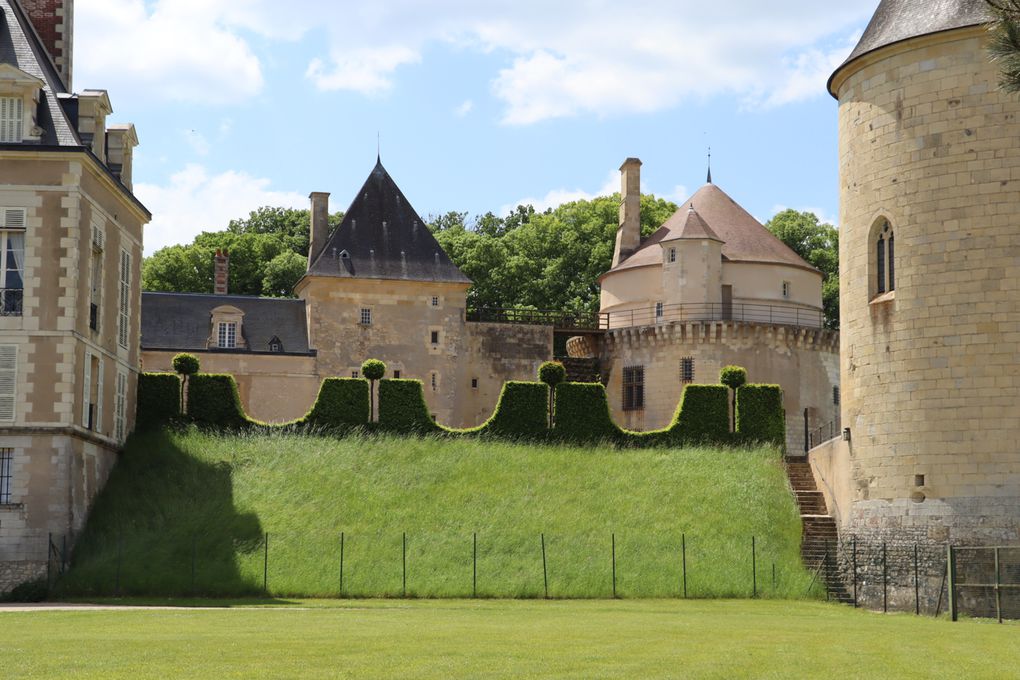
[[106, 124, 138, 190], [214, 249, 229, 295], [23, 0, 74, 91], [308, 192, 331, 269], [612, 157, 642, 268]]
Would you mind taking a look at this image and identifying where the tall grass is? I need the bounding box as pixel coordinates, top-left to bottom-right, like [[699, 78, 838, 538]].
[[60, 428, 819, 599]]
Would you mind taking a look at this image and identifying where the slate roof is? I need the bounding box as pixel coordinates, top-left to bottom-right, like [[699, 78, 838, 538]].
[[829, 0, 991, 95], [141, 292, 314, 355], [307, 159, 472, 285], [604, 182, 818, 277], [0, 0, 78, 146]]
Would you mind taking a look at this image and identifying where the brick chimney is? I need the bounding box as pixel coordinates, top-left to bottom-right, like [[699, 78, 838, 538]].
[[214, 249, 229, 295], [308, 192, 330, 269], [612, 158, 642, 268], [22, 0, 74, 91]]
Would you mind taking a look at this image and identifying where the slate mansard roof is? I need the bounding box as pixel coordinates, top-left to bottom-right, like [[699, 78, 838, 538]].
[[141, 292, 314, 355], [0, 0, 78, 146], [829, 0, 992, 95], [307, 159, 472, 285]]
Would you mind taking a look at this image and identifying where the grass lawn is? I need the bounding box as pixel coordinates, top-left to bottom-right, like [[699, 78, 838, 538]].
[[61, 428, 815, 599], [0, 599, 1016, 679]]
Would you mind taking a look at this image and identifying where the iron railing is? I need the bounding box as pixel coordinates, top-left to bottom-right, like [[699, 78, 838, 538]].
[[466, 307, 600, 331], [601, 302, 823, 330], [0, 288, 22, 316]]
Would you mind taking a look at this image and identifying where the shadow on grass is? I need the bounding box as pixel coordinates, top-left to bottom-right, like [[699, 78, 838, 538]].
[[56, 429, 266, 598]]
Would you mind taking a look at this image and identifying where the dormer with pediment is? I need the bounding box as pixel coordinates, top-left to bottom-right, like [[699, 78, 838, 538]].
[[208, 305, 248, 350], [0, 62, 44, 143]]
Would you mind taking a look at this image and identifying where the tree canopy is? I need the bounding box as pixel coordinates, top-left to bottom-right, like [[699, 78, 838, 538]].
[[988, 1, 1020, 93], [764, 209, 839, 330]]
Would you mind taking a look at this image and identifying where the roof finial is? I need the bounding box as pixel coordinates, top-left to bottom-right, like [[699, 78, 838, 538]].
[[377, 131, 381, 163], [707, 146, 712, 184]]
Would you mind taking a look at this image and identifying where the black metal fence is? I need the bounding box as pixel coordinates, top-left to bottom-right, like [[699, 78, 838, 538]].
[[600, 302, 824, 330], [949, 546, 1020, 623]]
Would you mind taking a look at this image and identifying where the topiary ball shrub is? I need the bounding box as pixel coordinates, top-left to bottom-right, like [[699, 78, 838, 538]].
[[361, 359, 386, 381], [172, 353, 201, 376], [720, 365, 748, 391], [538, 361, 567, 387]]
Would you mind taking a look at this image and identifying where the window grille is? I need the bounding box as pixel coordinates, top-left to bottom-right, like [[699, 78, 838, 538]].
[[655, 302, 664, 320], [0, 97, 23, 143], [0, 448, 12, 504], [118, 249, 131, 348], [218, 322, 237, 349], [431, 372, 438, 392], [681, 357, 695, 383], [622, 366, 644, 411], [0, 345, 16, 422], [431, 330, 440, 345], [833, 386, 840, 406], [431, 296, 439, 307], [114, 370, 127, 442], [360, 308, 372, 325]]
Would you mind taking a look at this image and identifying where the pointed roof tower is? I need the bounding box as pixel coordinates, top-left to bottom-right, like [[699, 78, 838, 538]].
[[828, 0, 990, 96], [665, 206, 723, 243], [307, 159, 471, 284]]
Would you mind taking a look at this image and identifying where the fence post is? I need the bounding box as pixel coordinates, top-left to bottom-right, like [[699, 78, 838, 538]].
[[914, 543, 920, 616], [882, 542, 887, 614], [402, 532, 407, 598], [115, 531, 122, 597], [681, 533, 688, 599], [339, 532, 345, 597], [751, 536, 757, 599], [947, 545, 958, 622], [852, 536, 858, 608], [994, 547, 1002, 624], [472, 532, 477, 598], [611, 533, 617, 599], [263, 532, 269, 595], [541, 533, 548, 599], [46, 532, 52, 590], [803, 409, 809, 454], [772, 562, 776, 593]]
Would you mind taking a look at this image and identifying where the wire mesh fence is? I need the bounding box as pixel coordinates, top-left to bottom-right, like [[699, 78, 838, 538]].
[[53, 529, 821, 601], [949, 546, 1020, 623]]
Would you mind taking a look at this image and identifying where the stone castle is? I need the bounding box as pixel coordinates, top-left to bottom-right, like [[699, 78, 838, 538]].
[[0, 0, 1018, 600]]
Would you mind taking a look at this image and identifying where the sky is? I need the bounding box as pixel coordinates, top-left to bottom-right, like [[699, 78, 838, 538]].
[[72, 1, 882, 255]]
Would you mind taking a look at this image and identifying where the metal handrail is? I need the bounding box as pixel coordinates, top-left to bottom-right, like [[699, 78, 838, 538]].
[[466, 307, 600, 330], [600, 301, 823, 330]]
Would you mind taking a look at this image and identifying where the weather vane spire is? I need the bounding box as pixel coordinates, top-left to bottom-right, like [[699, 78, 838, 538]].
[[377, 132, 381, 163], [707, 146, 712, 184]]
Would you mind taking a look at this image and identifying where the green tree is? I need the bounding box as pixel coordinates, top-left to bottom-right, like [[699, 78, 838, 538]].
[[988, 1, 1020, 93], [764, 209, 840, 330], [262, 252, 308, 297]]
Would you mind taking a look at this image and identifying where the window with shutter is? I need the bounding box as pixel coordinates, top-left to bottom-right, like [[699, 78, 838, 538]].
[[82, 350, 92, 427], [118, 249, 131, 348], [0, 345, 16, 422], [0, 97, 24, 143], [90, 224, 104, 331], [96, 357, 105, 434], [114, 370, 127, 442]]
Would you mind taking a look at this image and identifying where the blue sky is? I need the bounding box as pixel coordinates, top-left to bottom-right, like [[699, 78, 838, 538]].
[[73, 1, 880, 254]]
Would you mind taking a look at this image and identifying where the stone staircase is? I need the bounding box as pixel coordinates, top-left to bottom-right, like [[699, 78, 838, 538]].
[[559, 357, 602, 384], [785, 457, 852, 604]]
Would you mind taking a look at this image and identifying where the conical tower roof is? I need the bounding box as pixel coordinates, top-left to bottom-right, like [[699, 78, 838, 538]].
[[307, 159, 471, 284], [829, 0, 990, 95]]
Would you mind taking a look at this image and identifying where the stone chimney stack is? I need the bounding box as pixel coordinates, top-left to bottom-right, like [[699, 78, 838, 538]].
[[612, 157, 642, 268], [214, 249, 229, 295], [308, 192, 331, 269], [23, 0, 74, 91]]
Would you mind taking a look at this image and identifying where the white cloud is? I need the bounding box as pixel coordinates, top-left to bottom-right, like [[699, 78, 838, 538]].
[[502, 169, 619, 214], [182, 129, 210, 157], [136, 165, 307, 255], [75, 1, 877, 118], [454, 99, 474, 117]]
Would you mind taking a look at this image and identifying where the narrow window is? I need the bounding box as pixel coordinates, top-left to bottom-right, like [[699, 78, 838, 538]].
[[360, 308, 372, 325], [114, 370, 127, 442], [431, 330, 440, 345], [668, 247, 677, 263], [681, 357, 695, 384], [833, 386, 840, 406], [393, 370, 401, 379], [218, 321, 237, 349], [876, 237, 886, 295], [888, 234, 895, 292], [471, 378, 478, 389], [0, 448, 12, 504], [622, 366, 644, 411], [0, 97, 24, 143], [0, 345, 16, 422], [655, 301, 664, 320], [82, 352, 101, 430], [782, 281, 791, 299], [0, 208, 26, 317], [118, 249, 131, 348], [431, 372, 438, 392], [431, 296, 440, 307], [351, 370, 359, 379], [90, 225, 104, 331]]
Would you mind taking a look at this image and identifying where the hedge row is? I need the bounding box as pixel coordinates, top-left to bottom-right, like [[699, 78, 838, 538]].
[[137, 372, 785, 450]]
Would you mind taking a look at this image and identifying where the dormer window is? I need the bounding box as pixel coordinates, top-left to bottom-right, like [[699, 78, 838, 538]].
[[218, 322, 237, 349], [208, 305, 247, 350], [268, 336, 283, 353], [339, 250, 350, 260], [0, 97, 23, 143]]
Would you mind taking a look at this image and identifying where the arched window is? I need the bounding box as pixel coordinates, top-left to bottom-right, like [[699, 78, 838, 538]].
[[871, 218, 895, 299]]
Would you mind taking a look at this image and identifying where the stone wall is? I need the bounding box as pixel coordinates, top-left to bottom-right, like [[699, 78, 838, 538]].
[[833, 27, 1020, 544], [602, 320, 839, 453], [0, 560, 46, 595]]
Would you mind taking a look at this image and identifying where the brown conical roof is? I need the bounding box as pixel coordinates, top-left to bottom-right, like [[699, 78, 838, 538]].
[[604, 183, 818, 276], [663, 206, 723, 243]]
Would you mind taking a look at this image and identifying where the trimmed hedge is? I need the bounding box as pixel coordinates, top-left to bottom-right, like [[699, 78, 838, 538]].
[[135, 373, 181, 430], [736, 384, 785, 447], [671, 385, 730, 443], [485, 381, 549, 438], [187, 374, 250, 429], [553, 382, 623, 443], [304, 378, 370, 430], [377, 379, 437, 433]]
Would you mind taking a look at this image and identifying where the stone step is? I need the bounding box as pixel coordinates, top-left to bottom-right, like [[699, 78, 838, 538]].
[[795, 491, 828, 515]]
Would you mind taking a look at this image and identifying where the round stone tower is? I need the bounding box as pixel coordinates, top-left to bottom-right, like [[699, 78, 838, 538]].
[[828, 0, 1020, 544]]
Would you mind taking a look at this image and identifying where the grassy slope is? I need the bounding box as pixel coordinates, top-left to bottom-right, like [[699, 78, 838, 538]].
[[61, 429, 814, 598], [1, 601, 1016, 679]]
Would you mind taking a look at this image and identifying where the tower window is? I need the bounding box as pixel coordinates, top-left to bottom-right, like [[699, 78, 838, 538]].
[[622, 366, 644, 411], [471, 378, 478, 389], [431, 372, 438, 392], [393, 370, 401, 379], [0, 448, 12, 504], [431, 296, 440, 307], [873, 219, 895, 298], [681, 357, 695, 383], [655, 301, 664, 320], [782, 281, 791, 299], [833, 386, 840, 405], [360, 308, 372, 325], [431, 330, 440, 345], [667, 248, 677, 263]]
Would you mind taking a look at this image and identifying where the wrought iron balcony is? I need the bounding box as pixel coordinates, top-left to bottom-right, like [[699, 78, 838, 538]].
[[0, 289, 23, 317]]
